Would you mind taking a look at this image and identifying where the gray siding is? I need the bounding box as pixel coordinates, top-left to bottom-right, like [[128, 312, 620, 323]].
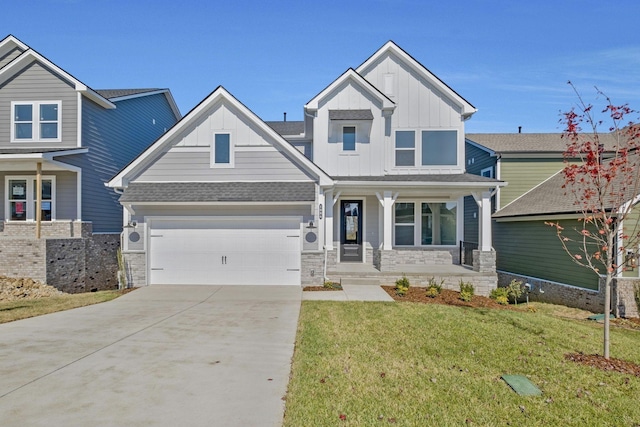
[[0, 170, 76, 221], [494, 219, 599, 290], [0, 47, 24, 69], [63, 93, 178, 232], [464, 142, 497, 243], [0, 62, 77, 149], [135, 148, 313, 182]]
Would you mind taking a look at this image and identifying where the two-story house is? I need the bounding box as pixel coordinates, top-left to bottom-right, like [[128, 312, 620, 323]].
[[0, 35, 181, 292], [108, 41, 503, 293], [465, 133, 639, 317]]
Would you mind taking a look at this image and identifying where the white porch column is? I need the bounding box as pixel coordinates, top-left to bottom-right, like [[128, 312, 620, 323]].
[[382, 191, 394, 250], [479, 190, 492, 251], [324, 189, 334, 250]]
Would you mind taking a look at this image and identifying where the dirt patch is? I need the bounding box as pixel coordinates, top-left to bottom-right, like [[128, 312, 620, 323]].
[[0, 276, 66, 301], [565, 352, 640, 377], [381, 286, 521, 310]]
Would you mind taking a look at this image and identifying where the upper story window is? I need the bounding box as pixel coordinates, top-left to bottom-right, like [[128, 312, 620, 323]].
[[342, 126, 356, 151], [211, 133, 233, 167], [480, 166, 494, 178], [11, 101, 61, 142], [6, 176, 55, 221], [394, 130, 458, 167], [395, 131, 415, 166]]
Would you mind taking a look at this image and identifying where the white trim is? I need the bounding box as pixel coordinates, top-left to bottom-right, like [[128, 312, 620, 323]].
[[337, 198, 366, 263], [77, 92, 82, 148], [5, 175, 56, 221], [465, 138, 497, 157], [107, 89, 181, 121], [495, 169, 564, 215], [11, 101, 62, 143], [480, 166, 494, 178], [341, 125, 357, 152]]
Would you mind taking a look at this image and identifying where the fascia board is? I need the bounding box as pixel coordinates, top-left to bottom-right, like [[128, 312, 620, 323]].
[[334, 180, 505, 189], [0, 50, 115, 109], [0, 35, 29, 51], [357, 41, 476, 117], [305, 68, 395, 112], [0, 148, 88, 161]]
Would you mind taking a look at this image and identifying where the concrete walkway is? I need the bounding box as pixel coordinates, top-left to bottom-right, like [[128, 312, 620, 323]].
[[302, 284, 395, 302], [0, 285, 301, 426]]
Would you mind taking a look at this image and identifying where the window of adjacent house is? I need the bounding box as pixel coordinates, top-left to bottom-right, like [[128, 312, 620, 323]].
[[11, 102, 61, 142], [481, 166, 494, 178], [6, 177, 55, 221], [342, 126, 356, 151], [395, 200, 458, 246], [395, 131, 415, 166], [421, 130, 457, 165], [212, 133, 232, 166]]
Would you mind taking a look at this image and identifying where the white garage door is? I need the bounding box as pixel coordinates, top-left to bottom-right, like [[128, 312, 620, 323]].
[[148, 217, 301, 285]]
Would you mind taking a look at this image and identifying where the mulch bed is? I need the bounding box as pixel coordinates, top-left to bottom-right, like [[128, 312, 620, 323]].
[[381, 286, 521, 310], [565, 352, 640, 377]]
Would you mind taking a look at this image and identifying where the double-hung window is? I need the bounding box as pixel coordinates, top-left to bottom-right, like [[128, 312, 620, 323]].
[[212, 133, 233, 167], [6, 176, 55, 221], [11, 101, 61, 142], [394, 201, 458, 246], [395, 131, 415, 166]]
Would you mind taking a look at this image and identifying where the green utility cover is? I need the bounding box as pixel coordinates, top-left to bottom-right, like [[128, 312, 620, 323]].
[[501, 375, 542, 396], [587, 314, 615, 321]]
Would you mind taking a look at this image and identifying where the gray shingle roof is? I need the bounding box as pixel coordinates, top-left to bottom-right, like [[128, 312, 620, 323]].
[[467, 133, 619, 154], [329, 109, 374, 120], [95, 89, 162, 99], [333, 173, 501, 183], [119, 182, 316, 203], [265, 121, 305, 136], [0, 148, 85, 155]]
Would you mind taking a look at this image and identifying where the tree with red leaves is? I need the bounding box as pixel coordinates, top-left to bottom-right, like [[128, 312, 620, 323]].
[[547, 82, 640, 359]]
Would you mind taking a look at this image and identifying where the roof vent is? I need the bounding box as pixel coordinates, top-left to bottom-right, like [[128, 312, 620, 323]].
[[518, 126, 522, 134], [284, 112, 287, 122]]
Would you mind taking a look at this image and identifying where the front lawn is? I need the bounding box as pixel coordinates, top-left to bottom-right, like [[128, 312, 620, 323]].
[[284, 301, 640, 426], [0, 290, 124, 324]]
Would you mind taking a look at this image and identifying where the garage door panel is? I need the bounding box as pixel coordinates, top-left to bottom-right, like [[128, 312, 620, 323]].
[[149, 218, 301, 286]]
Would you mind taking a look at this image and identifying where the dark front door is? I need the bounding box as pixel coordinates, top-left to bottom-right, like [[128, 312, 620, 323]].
[[340, 200, 363, 262]]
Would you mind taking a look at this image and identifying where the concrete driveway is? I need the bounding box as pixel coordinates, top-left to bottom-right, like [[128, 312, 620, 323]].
[[0, 285, 301, 426]]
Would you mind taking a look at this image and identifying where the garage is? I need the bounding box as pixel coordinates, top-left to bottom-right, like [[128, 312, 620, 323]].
[[148, 217, 301, 285]]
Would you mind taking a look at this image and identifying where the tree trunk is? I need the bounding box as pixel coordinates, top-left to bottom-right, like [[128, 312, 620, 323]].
[[604, 273, 611, 359]]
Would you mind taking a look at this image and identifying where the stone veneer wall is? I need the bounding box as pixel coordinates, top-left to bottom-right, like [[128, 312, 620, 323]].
[[613, 278, 639, 318], [301, 251, 324, 286], [378, 248, 459, 272], [122, 252, 147, 287], [0, 222, 120, 293], [472, 250, 496, 273]]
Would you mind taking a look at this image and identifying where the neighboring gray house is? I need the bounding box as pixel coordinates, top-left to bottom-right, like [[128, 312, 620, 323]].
[[109, 41, 504, 294], [0, 35, 181, 292]]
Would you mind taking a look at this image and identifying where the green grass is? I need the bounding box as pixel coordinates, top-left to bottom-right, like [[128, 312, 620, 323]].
[[0, 290, 123, 324], [284, 301, 640, 426]]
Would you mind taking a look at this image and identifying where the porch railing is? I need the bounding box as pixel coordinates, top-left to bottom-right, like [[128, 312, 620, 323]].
[[460, 241, 478, 267]]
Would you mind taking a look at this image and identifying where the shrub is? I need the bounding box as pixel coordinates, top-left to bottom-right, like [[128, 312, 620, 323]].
[[506, 279, 524, 305], [395, 275, 410, 296], [323, 281, 342, 290], [459, 280, 474, 302], [490, 287, 509, 305], [425, 277, 444, 298]]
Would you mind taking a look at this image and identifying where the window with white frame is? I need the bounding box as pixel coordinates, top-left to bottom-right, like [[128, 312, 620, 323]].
[[6, 176, 55, 221], [342, 126, 356, 151], [11, 101, 61, 142], [480, 166, 494, 178], [211, 133, 233, 167], [395, 131, 415, 166], [394, 201, 458, 246]]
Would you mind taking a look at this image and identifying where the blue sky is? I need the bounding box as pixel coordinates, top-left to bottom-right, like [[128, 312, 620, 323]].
[[2, 0, 639, 133]]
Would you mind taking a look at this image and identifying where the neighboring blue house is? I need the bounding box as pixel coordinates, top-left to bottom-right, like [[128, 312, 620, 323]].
[[0, 35, 181, 292]]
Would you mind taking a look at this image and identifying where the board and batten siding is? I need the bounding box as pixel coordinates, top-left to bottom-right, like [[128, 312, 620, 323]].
[[0, 170, 76, 221], [358, 51, 465, 175], [494, 219, 600, 290], [63, 94, 179, 232], [0, 47, 24, 69], [463, 142, 497, 243], [499, 158, 564, 209], [0, 62, 78, 149], [133, 100, 314, 182]]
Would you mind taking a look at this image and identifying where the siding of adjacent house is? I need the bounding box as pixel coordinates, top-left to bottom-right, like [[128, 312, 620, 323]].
[[0, 170, 76, 221], [494, 219, 600, 290], [463, 142, 496, 243], [64, 93, 178, 232], [622, 204, 640, 278], [133, 100, 313, 183], [499, 158, 565, 208], [0, 62, 78, 149], [0, 47, 24, 69]]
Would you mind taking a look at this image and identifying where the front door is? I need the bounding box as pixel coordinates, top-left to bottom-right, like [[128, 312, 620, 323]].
[[340, 200, 363, 262]]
